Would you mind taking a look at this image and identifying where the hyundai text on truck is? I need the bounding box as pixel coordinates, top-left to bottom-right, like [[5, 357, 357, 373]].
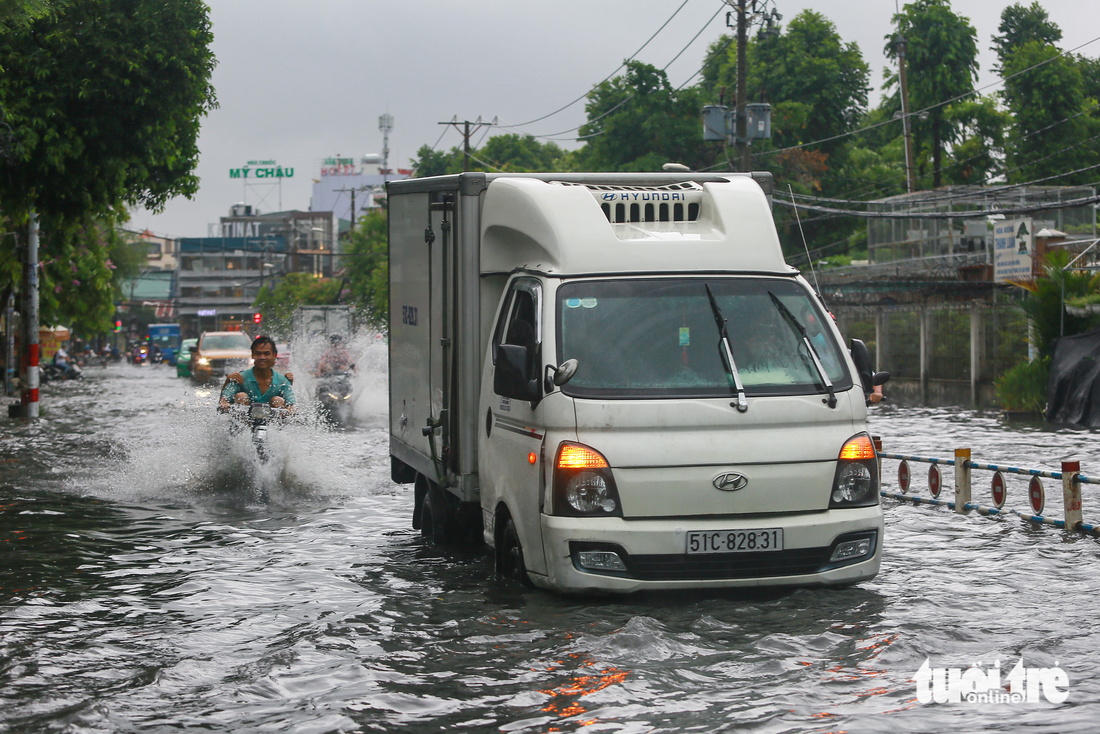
[[387, 172, 888, 595]]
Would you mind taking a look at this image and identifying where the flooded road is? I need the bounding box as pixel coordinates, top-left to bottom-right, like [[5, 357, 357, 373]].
[[2, 354, 1100, 733]]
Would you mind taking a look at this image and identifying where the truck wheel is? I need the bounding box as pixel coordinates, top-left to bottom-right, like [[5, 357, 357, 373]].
[[498, 517, 531, 586], [420, 490, 441, 543]]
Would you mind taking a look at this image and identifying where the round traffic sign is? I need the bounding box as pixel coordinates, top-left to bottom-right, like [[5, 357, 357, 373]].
[[1028, 476, 1044, 515], [991, 471, 1007, 509], [929, 464, 942, 498], [898, 461, 911, 493]]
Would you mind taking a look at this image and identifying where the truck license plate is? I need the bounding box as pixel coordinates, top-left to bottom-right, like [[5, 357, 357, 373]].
[[687, 528, 783, 554]]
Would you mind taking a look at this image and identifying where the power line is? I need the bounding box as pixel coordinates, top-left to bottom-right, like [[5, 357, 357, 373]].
[[502, 3, 728, 142], [496, 0, 692, 131]]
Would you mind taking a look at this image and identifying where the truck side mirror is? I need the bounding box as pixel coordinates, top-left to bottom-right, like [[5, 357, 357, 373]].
[[849, 339, 874, 394], [849, 338, 890, 394], [494, 344, 539, 401], [544, 359, 579, 392]]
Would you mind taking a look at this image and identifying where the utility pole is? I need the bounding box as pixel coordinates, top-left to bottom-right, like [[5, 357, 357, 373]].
[[735, 0, 750, 171], [437, 117, 497, 172], [22, 209, 39, 419], [895, 34, 917, 194], [335, 185, 367, 233]]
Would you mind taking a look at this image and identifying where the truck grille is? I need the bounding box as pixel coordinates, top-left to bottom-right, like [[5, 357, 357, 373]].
[[569, 541, 832, 581], [625, 548, 832, 580]]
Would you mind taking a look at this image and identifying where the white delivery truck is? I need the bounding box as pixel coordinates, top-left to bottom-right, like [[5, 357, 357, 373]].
[[388, 172, 888, 594]]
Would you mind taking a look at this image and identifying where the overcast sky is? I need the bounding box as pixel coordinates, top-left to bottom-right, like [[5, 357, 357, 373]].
[[129, 0, 1100, 239]]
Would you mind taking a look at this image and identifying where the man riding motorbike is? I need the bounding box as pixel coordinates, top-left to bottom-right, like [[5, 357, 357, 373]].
[[316, 333, 354, 376], [217, 335, 296, 412]]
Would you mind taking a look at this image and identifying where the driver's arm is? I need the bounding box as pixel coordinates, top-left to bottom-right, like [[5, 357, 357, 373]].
[[217, 373, 245, 411]]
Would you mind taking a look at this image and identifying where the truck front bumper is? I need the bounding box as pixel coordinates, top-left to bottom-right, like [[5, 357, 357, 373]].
[[535, 507, 883, 594]]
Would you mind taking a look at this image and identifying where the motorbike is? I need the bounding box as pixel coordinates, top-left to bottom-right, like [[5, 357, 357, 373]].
[[229, 402, 289, 465], [316, 371, 354, 426], [130, 345, 149, 365], [40, 361, 83, 382]]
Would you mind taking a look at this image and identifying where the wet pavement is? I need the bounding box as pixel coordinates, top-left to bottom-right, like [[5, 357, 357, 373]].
[[2, 353, 1099, 733]]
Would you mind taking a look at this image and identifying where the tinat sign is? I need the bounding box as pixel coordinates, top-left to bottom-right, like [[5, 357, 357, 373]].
[[229, 160, 294, 179]]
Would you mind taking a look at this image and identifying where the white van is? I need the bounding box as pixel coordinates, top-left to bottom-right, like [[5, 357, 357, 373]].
[[388, 172, 886, 594]]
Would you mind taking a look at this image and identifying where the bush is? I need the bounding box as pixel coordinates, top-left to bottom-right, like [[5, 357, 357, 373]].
[[994, 356, 1050, 412]]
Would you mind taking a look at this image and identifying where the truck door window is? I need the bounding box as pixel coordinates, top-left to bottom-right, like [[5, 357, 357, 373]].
[[492, 279, 542, 373]]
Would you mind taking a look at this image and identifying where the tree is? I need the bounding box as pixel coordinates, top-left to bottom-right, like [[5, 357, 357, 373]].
[[0, 0, 216, 335], [941, 96, 1009, 184], [0, 0, 217, 218], [578, 61, 711, 171], [410, 135, 569, 176], [702, 11, 870, 158], [884, 0, 979, 189], [476, 134, 567, 172], [343, 209, 388, 328], [991, 1, 1062, 73], [1001, 41, 1098, 184], [253, 273, 342, 335], [411, 145, 464, 177]]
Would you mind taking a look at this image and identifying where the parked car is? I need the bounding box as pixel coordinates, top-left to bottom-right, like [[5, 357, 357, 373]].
[[176, 338, 199, 378], [190, 331, 253, 384]]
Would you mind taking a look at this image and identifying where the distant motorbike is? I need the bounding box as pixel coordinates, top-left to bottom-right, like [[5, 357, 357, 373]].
[[130, 345, 149, 365], [41, 361, 83, 382], [316, 371, 354, 426]]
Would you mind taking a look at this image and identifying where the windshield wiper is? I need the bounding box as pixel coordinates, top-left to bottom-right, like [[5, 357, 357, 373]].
[[704, 284, 748, 412], [767, 292, 837, 409]]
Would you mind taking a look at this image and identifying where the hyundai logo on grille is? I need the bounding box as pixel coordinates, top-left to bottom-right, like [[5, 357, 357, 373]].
[[713, 472, 749, 491]]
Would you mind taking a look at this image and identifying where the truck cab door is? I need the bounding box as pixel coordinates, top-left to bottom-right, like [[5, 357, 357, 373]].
[[479, 277, 548, 576]]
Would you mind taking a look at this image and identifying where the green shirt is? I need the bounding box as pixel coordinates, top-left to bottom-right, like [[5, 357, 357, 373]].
[[221, 367, 296, 405]]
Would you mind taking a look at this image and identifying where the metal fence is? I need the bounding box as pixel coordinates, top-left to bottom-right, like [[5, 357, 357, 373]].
[[834, 303, 1029, 405]]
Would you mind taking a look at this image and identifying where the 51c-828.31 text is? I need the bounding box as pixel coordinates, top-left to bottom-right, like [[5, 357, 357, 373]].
[[686, 528, 783, 554]]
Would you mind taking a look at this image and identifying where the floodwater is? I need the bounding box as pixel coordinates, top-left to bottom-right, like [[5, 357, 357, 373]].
[[2, 348, 1099, 733]]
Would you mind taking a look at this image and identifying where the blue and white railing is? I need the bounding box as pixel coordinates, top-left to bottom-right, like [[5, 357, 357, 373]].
[[874, 438, 1098, 535]]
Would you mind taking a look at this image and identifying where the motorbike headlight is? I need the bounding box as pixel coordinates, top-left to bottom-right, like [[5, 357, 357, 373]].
[[553, 443, 623, 517], [197, 357, 209, 365], [829, 433, 879, 509]]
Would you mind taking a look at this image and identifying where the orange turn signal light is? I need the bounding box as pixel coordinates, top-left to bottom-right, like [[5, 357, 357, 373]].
[[528, 452, 537, 464], [557, 443, 609, 470], [838, 434, 876, 461]]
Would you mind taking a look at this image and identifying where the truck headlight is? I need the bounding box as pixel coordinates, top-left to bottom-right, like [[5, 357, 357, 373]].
[[829, 433, 879, 508], [553, 442, 623, 517]]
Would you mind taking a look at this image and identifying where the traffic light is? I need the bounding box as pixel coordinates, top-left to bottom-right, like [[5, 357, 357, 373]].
[[253, 312, 262, 324], [114, 320, 122, 332]]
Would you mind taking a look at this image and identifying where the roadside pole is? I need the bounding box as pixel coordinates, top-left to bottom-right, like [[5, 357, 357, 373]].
[[22, 209, 39, 419]]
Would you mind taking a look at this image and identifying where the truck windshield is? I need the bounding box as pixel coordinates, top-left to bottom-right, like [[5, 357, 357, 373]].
[[557, 278, 851, 399]]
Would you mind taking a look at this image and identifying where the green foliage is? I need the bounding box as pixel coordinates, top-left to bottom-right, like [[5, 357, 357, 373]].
[[0, 0, 216, 335], [343, 209, 388, 328], [0, 211, 147, 333], [1001, 42, 1099, 184], [253, 273, 342, 335], [703, 11, 870, 156], [0, 0, 49, 30], [885, 0, 979, 188], [411, 135, 570, 176], [0, 0, 217, 218], [942, 96, 1009, 184], [1016, 250, 1100, 359], [411, 145, 464, 177], [578, 61, 712, 171], [991, 1, 1062, 73], [994, 356, 1050, 412]]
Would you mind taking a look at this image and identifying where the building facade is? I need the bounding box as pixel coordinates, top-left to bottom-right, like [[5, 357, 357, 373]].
[[176, 205, 336, 336]]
